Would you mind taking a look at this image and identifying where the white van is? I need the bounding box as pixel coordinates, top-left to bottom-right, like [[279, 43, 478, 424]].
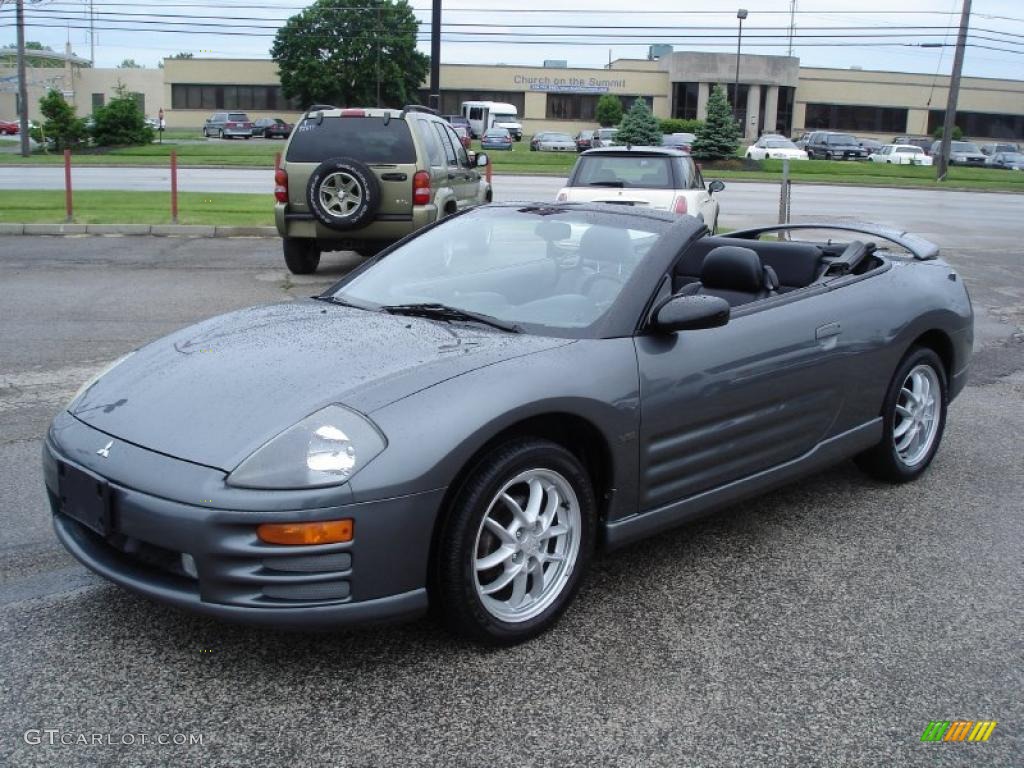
[[461, 101, 523, 142]]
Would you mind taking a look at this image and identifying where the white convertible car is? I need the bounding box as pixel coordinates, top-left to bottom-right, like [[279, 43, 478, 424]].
[[871, 144, 934, 166], [745, 135, 809, 161]]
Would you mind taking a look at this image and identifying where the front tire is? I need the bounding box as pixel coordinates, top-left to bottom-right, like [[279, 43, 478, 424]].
[[855, 346, 948, 483], [436, 439, 596, 645], [282, 238, 321, 274]]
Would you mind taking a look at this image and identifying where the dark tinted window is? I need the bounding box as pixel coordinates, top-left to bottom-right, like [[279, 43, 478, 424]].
[[805, 103, 908, 133], [286, 117, 416, 163]]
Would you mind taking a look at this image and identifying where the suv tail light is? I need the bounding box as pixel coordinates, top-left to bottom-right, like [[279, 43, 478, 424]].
[[412, 171, 431, 206], [274, 167, 288, 203], [340, 109, 366, 117], [672, 196, 688, 215]]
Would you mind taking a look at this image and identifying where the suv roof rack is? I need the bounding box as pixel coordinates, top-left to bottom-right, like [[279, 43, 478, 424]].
[[401, 104, 438, 117]]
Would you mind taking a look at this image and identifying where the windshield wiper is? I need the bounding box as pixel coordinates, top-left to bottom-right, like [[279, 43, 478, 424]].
[[588, 180, 625, 187], [381, 303, 522, 333]]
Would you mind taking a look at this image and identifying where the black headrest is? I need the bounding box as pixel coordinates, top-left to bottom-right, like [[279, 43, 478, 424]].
[[701, 246, 764, 292]]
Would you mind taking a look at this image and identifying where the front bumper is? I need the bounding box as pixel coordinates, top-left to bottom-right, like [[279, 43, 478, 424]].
[[43, 417, 443, 629]]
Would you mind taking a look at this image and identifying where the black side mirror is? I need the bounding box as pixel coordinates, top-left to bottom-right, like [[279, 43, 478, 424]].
[[652, 294, 730, 333], [708, 179, 726, 194]]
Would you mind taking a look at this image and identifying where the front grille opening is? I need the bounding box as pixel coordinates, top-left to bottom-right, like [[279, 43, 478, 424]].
[[262, 580, 351, 602], [262, 552, 352, 574]]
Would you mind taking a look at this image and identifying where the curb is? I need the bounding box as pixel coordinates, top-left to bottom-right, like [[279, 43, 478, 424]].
[[0, 224, 278, 237]]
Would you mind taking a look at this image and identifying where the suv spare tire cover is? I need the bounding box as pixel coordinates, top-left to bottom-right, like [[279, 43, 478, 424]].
[[306, 156, 381, 231]]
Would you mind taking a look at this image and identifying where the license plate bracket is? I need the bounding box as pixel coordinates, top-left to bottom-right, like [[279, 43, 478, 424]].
[[58, 462, 112, 537]]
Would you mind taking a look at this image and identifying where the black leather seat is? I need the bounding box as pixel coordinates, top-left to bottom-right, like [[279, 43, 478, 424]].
[[698, 245, 779, 306]]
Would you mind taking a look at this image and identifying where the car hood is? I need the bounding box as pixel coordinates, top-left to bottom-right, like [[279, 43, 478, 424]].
[[69, 301, 570, 471]]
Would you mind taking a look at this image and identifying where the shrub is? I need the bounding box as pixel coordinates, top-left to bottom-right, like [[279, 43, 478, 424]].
[[931, 124, 964, 141], [691, 85, 740, 160], [91, 88, 154, 147], [659, 118, 703, 135], [31, 89, 87, 151], [615, 98, 661, 147], [595, 94, 623, 128]]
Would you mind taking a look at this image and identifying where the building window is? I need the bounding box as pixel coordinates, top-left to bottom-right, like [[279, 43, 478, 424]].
[[672, 82, 699, 120], [545, 93, 653, 121], [91, 93, 104, 113], [927, 109, 1024, 139], [775, 86, 795, 135], [417, 90, 526, 117], [804, 103, 908, 133], [171, 84, 300, 111]]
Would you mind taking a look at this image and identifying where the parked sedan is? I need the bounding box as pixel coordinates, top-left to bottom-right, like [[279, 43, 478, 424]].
[[534, 132, 576, 152], [592, 127, 619, 148], [530, 132, 557, 151], [871, 144, 933, 166], [46, 205, 972, 645], [254, 118, 292, 139], [988, 151, 1024, 170], [745, 135, 808, 161], [858, 138, 883, 157], [556, 147, 724, 232], [574, 130, 595, 152], [480, 127, 513, 150], [661, 133, 696, 152], [452, 124, 472, 150], [892, 136, 934, 155], [0, 120, 18, 135], [930, 140, 987, 166], [979, 142, 1018, 157]]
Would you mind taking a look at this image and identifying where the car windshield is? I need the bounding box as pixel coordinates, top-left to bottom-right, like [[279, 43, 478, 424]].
[[286, 116, 416, 163], [764, 139, 797, 148], [492, 112, 516, 122], [572, 155, 686, 189], [547, 134, 572, 142], [331, 207, 665, 335], [898, 146, 923, 154], [826, 134, 857, 145], [598, 129, 617, 138], [951, 142, 981, 152], [1000, 153, 1024, 162]]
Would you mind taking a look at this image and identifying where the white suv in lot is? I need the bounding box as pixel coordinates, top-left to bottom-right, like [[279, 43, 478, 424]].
[[555, 147, 725, 232]]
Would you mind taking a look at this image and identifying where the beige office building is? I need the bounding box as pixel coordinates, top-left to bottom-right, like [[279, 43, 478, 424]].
[[3, 50, 1023, 142]]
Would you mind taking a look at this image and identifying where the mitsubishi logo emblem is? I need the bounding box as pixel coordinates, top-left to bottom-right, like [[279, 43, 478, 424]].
[[97, 441, 112, 458]]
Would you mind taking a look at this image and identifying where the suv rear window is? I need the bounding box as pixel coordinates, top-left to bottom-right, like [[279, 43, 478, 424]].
[[228, 113, 249, 122], [286, 117, 416, 164]]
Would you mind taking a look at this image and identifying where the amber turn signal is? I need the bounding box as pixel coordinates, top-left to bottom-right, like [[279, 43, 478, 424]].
[[257, 519, 353, 546]]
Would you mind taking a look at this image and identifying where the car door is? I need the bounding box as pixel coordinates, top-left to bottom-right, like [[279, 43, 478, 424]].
[[634, 279, 848, 512], [435, 122, 480, 208]]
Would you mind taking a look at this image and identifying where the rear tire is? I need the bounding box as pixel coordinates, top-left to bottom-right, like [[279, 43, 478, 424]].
[[436, 439, 596, 645], [282, 238, 321, 275], [855, 346, 948, 483]]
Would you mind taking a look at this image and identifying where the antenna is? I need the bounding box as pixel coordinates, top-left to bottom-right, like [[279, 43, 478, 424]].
[[786, 0, 794, 56]]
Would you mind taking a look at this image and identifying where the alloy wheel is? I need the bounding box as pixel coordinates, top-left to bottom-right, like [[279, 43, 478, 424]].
[[318, 171, 364, 218], [472, 468, 581, 624], [893, 364, 941, 467]]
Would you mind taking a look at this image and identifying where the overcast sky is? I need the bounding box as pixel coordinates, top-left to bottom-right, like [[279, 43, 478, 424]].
[[2, 0, 1023, 80]]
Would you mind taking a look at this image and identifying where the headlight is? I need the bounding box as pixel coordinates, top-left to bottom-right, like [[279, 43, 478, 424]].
[[66, 351, 135, 409], [226, 405, 386, 490]]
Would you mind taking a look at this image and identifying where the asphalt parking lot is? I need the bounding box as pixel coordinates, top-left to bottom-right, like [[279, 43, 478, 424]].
[[1, 222, 1022, 765]]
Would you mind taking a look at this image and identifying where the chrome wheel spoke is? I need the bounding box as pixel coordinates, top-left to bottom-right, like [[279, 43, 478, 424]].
[[540, 523, 569, 541], [476, 545, 514, 571], [509, 568, 528, 607], [483, 516, 515, 545], [481, 562, 522, 595], [500, 492, 530, 526], [530, 557, 546, 595], [524, 478, 544, 524]]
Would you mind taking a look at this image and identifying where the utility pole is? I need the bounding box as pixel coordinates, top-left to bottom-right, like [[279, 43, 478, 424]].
[[428, 0, 441, 111], [937, 0, 971, 181], [16, 0, 30, 157], [89, 0, 96, 65]]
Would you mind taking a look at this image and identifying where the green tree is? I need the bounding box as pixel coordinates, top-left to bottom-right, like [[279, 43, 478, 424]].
[[691, 85, 740, 160], [31, 89, 87, 151], [91, 86, 154, 147], [615, 98, 661, 146], [25, 41, 52, 51], [931, 124, 963, 140], [117, 58, 143, 69], [595, 94, 623, 128], [271, 0, 428, 109]]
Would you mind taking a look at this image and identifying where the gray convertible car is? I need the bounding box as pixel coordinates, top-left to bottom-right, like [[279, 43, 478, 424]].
[[45, 204, 972, 644]]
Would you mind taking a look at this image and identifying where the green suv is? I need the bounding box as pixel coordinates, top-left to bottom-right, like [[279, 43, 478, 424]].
[[274, 105, 492, 274]]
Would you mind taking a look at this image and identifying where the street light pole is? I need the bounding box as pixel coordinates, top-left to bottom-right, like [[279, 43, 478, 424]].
[[16, 0, 30, 157], [734, 9, 748, 120], [428, 0, 441, 111]]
